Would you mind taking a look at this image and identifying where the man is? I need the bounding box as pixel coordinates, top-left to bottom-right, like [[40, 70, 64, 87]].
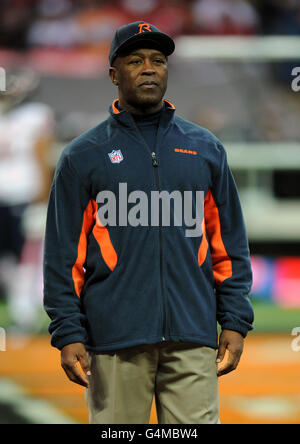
[[43, 21, 254, 424]]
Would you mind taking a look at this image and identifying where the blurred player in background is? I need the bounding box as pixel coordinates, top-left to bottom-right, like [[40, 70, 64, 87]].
[[0, 69, 55, 332]]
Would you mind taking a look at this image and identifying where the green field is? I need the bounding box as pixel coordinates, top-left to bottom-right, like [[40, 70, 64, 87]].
[[0, 300, 49, 333], [251, 300, 300, 333], [0, 301, 10, 330], [1, 299, 300, 335]]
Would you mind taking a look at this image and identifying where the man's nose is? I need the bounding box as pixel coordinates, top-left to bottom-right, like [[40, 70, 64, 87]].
[[141, 59, 156, 75]]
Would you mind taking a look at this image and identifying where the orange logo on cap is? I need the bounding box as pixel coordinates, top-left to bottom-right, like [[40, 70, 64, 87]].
[[138, 23, 152, 33]]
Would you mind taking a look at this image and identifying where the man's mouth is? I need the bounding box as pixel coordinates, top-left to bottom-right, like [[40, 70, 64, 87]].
[[139, 81, 159, 88]]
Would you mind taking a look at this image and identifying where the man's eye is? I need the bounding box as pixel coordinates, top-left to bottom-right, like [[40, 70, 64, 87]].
[[129, 59, 141, 64], [154, 59, 165, 64]]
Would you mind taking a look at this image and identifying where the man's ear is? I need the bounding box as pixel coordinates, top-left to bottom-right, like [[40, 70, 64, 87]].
[[109, 67, 119, 86]]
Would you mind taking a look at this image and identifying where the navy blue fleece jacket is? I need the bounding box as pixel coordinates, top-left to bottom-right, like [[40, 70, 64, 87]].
[[43, 100, 254, 352]]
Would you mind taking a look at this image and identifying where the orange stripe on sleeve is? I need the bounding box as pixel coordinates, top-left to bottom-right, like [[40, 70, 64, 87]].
[[72, 199, 118, 298], [72, 200, 96, 298], [198, 218, 208, 267], [202, 190, 232, 285], [92, 202, 118, 272]]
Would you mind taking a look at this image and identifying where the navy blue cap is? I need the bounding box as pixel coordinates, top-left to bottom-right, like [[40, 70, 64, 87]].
[[109, 21, 175, 66]]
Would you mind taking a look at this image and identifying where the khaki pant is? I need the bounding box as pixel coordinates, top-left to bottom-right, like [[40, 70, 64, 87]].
[[85, 342, 219, 424]]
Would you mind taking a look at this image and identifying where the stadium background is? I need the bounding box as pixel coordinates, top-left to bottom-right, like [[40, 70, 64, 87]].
[[0, 0, 300, 424]]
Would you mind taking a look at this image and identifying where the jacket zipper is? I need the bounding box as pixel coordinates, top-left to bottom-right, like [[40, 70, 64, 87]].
[[133, 116, 166, 342], [151, 151, 166, 342], [152, 152, 158, 167]]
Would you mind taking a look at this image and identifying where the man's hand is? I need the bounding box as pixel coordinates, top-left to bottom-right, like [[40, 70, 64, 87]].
[[61, 342, 91, 388], [216, 329, 244, 377]]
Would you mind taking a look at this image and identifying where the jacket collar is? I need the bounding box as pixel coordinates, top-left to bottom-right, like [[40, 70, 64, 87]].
[[109, 99, 176, 129]]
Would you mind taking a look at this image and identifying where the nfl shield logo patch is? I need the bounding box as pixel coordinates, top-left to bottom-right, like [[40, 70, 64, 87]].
[[108, 149, 124, 164]]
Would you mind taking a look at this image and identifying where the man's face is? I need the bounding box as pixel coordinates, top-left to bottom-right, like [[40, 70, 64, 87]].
[[110, 47, 168, 113]]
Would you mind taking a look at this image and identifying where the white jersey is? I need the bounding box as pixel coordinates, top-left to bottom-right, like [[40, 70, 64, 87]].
[[0, 102, 55, 206]]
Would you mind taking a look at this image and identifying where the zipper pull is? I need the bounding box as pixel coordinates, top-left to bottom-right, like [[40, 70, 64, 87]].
[[152, 152, 159, 167]]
